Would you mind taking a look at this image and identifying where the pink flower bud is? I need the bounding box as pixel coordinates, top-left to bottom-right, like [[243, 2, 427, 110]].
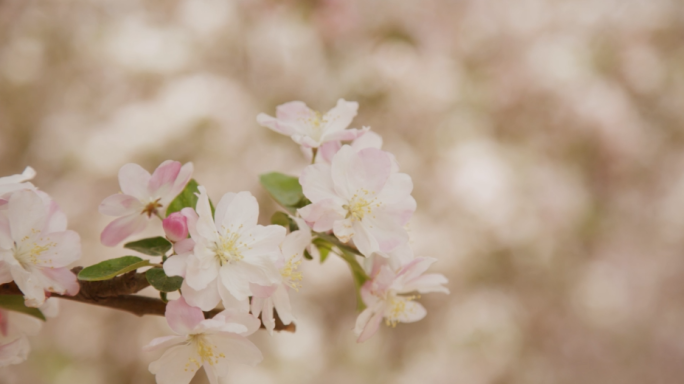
[[163, 212, 188, 242]]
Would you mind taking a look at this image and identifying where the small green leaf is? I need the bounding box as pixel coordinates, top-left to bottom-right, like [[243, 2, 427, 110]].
[[166, 179, 200, 216], [124, 237, 172, 257], [0, 295, 45, 321], [303, 249, 313, 260], [270, 211, 299, 232], [146, 268, 183, 293], [78, 256, 150, 281], [260, 172, 310, 213], [312, 238, 333, 263]]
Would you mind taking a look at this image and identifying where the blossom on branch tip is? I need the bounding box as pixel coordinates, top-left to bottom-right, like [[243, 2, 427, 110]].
[[99, 160, 193, 246], [144, 297, 262, 384], [0, 190, 81, 307], [355, 257, 449, 343], [177, 187, 285, 311], [257, 99, 369, 149], [298, 145, 416, 256]]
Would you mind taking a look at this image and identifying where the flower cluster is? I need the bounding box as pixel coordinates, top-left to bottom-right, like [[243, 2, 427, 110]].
[[0, 168, 81, 366], [0, 98, 448, 383], [264, 99, 449, 341]]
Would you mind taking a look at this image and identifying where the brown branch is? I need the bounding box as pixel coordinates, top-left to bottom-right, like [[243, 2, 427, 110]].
[[0, 267, 295, 332]]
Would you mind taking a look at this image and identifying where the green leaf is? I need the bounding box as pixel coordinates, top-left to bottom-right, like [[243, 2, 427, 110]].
[[78, 256, 150, 281], [303, 249, 313, 260], [124, 237, 172, 257], [0, 295, 45, 321], [260, 172, 310, 213], [270, 211, 299, 232], [166, 179, 200, 216], [146, 268, 183, 292], [312, 238, 333, 263]]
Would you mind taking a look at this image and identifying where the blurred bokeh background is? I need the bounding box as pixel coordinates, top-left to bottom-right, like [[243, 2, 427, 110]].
[[2, 0, 684, 383]]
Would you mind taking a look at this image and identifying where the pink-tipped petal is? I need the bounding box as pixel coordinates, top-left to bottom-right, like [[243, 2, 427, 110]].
[[38, 267, 80, 296], [165, 162, 194, 205], [165, 297, 205, 335], [148, 160, 182, 198], [356, 306, 384, 343], [100, 213, 148, 247]]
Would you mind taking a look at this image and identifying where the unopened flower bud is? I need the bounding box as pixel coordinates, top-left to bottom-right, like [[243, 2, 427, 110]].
[[163, 212, 188, 242]]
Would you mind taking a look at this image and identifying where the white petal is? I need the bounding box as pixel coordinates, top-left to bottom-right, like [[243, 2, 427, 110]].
[[272, 284, 295, 326], [395, 301, 427, 323], [321, 99, 358, 133], [300, 163, 337, 202], [118, 163, 151, 201], [98, 194, 143, 216], [0, 336, 30, 366], [8, 190, 46, 243], [143, 335, 186, 352], [32, 230, 81, 268], [218, 191, 259, 231], [10, 266, 46, 307], [218, 266, 251, 301], [194, 186, 218, 243], [181, 279, 221, 312], [164, 254, 188, 277], [185, 252, 219, 290], [149, 344, 200, 384], [351, 130, 383, 151], [206, 333, 263, 368]]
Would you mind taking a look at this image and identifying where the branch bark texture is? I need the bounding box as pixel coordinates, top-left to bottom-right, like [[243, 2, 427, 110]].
[[0, 267, 295, 332]]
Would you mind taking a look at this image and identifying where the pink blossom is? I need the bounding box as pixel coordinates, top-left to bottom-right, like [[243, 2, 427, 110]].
[[298, 145, 416, 256], [144, 297, 262, 384], [0, 190, 80, 307], [99, 160, 193, 246], [257, 99, 368, 148], [163, 212, 188, 242], [355, 257, 449, 343]]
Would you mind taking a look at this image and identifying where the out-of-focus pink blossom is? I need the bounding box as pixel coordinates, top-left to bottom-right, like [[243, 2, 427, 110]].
[[144, 297, 262, 384], [355, 257, 449, 343], [0, 190, 80, 307], [257, 99, 368, 148], [99, 160, 193, 246], [298, 145, 416, 256], [163, 212, 188, 242]]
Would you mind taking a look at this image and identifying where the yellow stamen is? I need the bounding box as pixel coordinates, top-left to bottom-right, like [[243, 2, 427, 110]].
[[281, 255, 303, 291]]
